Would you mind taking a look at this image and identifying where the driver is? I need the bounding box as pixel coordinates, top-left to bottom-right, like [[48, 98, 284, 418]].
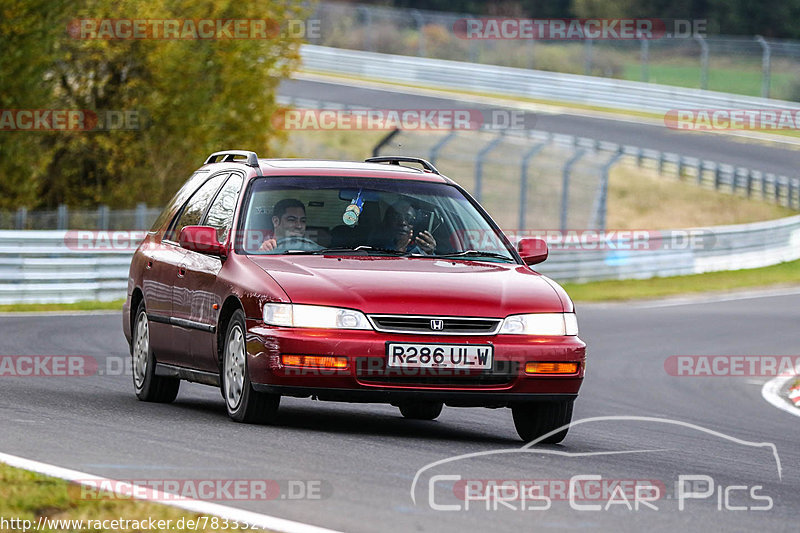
[[259, 198, 321, 252]]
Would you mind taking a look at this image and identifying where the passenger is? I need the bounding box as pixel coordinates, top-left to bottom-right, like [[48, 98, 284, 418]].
[[375, 199, 436, 254]]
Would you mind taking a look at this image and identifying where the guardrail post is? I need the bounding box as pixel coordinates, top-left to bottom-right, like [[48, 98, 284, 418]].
[[761, 173, 770, 200], [657, 152, 665, 175], [560, 149, 587, 231], [755, 36, 771, 98], [358, 6, 373, 52], [776, 176, 784, 204], [469, 40, 478, 63], [474, 132, 505, 201], [15, 207, 27, 230], [695, 161, 703, 185], [695, 35, 709, 90], [428, 131, 458, 167], [640, 38, 649, 82], [593, 149, 624, 230], [518, 137, 550, 229], [98, 204, 109, 230], [57, 204, 68, 230], [746, 170, 755, 198], [584, 39, 593, 75], [677, 157, 685, 179], [135, 203, 147, 229], [636, 146, 644, 167], [410, 10, 425, 56]]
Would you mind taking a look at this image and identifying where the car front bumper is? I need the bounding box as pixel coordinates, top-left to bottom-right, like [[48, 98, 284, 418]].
[[245, 320, 586, 407]]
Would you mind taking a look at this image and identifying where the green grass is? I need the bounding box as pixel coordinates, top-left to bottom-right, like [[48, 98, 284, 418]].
[[563, 258, 800, 302], [621, 63, 797, 100], [0, 299, 125, 313], [0, 463, 244, 532]]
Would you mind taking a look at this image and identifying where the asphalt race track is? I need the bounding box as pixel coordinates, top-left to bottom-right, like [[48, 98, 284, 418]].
[[1, 293, 798, 532], [278, 78, 800, 178]]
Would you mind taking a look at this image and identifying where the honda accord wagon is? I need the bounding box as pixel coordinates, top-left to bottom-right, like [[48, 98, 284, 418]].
[[122, 151, 586, 442]]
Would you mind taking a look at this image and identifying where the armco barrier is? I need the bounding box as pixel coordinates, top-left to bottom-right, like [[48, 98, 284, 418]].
[[0, 231, 131, 304], [1, 214, 799, 303], [300, 45, 800, 115]]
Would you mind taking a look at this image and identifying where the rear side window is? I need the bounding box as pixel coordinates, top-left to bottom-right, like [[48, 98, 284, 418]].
[[204, 174, 244, 243], [167, 174, 227, 241], [149, 171, 209, 232]]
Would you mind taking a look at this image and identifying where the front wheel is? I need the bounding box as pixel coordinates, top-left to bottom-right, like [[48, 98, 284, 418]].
[[131, 302, 180, 403], [221, 310, 280, 424], [512, 400, 574, 443], [398, 401, 443, 420]]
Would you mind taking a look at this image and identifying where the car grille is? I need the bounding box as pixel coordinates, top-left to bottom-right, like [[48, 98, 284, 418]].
[[368, 315, 501, 335]]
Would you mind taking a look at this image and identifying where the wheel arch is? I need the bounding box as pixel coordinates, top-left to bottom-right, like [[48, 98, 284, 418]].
[[216, 295, 245, 370], [129, 287, 145, 338]]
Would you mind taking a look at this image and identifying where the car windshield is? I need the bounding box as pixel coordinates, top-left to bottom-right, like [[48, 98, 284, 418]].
[[238, 176, 517, 263]]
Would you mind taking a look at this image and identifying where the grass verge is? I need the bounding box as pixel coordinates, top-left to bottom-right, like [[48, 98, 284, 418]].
[[562, 259, 800, 302], [0, 299, 125, 313], [0, 462, 244, 532]]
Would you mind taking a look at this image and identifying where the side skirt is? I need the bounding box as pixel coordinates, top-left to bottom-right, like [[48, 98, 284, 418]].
[[155, 363, 220, 387]]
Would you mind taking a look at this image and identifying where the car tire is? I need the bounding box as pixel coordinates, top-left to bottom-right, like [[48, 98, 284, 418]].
[[398, 401, 444, 420], [221, 309, 280, 424], [512, 400, 573, 443], [131, 302, 180, 403]]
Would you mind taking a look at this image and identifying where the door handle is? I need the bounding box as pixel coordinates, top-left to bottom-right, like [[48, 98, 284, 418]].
[[177, 264, 186, 278]]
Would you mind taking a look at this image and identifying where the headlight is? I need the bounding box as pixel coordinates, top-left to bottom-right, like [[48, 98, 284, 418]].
[[263, 303, 372, 330], [499, 313, 578, 336]]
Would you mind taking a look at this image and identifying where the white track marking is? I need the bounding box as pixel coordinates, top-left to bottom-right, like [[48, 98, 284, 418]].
[[0, 451, 342, 533]]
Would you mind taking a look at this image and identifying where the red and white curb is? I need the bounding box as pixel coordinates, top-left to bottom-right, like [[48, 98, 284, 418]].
[[789, 384, 800, 407], [0, 452, 341, 533], [761, 364, 800, 418]]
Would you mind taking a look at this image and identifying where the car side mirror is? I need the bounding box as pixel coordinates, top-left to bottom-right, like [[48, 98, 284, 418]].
[[518, 237, 548, 265], [179, 225, 226, 257]]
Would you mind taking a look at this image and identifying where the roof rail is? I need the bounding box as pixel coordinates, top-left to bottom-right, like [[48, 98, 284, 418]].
[[364, 156, 440, 175], [204, 150, 262, 176]]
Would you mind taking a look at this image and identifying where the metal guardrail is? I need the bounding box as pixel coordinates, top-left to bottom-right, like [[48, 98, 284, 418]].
[[2, 213, 799, 303], [538, 213, 800, 282], [300, 45, 800, 114], [0, 231, 131, 304], [310, 2, 800, 100]]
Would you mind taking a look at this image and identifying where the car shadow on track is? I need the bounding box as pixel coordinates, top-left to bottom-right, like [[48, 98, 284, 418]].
[[169, 396, 521, 445]]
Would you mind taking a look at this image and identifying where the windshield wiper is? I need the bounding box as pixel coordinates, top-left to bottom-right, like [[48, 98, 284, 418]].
[[432, 250, 515, 262], [285, 245, 411, 256]]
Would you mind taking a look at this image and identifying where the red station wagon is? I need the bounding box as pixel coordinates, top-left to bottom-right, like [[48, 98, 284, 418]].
[[122, 151, 586, 442]]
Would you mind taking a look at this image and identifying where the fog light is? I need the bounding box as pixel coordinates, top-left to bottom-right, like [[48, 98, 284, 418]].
[[281, 355, 348, 369], [524, 362, 579, 374]]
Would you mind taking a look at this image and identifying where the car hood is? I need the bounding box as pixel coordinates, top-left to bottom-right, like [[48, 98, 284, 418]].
[[247, 255, 565, 316]]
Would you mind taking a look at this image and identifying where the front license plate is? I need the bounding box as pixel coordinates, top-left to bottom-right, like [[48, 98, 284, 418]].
[[387, 343, 493, 369]]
